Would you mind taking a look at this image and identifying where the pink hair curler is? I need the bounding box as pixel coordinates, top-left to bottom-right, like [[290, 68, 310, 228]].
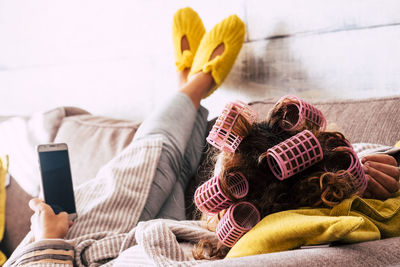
[[216, 201, 261, 247], [267, 130, 323, 180], [207, 100, 258, 153], [194, 172, 249, 215], [340, 149, 367, 195], [279, 95, 326, 131]]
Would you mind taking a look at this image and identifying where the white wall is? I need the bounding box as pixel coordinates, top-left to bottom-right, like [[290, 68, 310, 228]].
[[1, 0, 400, 121]]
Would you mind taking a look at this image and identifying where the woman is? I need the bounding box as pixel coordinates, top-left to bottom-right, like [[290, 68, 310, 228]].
[[5, 7, 400, 267]]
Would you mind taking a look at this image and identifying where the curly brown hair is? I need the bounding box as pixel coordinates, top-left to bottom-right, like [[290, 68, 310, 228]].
[[193, 100, 360, 259]]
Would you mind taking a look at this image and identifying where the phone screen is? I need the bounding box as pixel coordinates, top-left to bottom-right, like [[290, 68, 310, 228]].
[[39, 150, 76, 214]]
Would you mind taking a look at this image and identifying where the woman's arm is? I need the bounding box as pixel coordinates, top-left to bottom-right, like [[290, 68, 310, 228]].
[[362, 154, 400, 199], [5, 239, 74, 267], [5, 199, 74, 267]]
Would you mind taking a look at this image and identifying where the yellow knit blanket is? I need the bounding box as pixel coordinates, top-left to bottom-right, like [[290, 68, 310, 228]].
[[227, 192, 400, 258]]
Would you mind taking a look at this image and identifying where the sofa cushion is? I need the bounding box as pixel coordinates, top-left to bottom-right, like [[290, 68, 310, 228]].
[[0, 176, 33, 258], [0, 107, 89, 258], [1, 113, 140, 257], [54, 115, 141, 187], [0, 107, 89, 197]]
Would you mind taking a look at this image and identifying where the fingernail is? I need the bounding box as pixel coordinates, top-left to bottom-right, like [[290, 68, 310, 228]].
[[363, 165, 368, 172], [364, 162, 370, 167]]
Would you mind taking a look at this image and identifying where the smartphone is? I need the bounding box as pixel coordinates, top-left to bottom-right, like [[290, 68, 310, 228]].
[[37, 143, 77, 221]]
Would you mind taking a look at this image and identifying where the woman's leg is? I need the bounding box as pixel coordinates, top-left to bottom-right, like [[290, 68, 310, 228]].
[[155, 105, 208, 220], [136, 72, 214, 221], [136, 30, 226, 221]]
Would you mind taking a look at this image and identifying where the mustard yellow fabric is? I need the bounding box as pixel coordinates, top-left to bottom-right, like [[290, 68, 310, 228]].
[[0, 155, 8, 265], [172, 7, 205, 71], [188, 14, 245, 98], [227, 192, 400, 258], [395, 140, 400, 147]]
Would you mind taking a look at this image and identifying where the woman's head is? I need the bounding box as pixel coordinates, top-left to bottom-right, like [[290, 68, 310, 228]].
[[193, 97, 366, 257]]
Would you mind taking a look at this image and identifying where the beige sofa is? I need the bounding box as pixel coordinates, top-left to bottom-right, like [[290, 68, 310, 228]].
[[1, 95, 400, 266]]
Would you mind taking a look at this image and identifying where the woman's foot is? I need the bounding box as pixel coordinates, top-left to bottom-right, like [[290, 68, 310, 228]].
[[188, 14, 245, 98], [175, 10, 245, 108], [180, 44, 225, 108], [179, 39, 225, 88]]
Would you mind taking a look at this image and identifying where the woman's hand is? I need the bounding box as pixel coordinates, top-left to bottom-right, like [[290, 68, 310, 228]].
[[29, 198, 73, 241], [362, 154, 400, 199]]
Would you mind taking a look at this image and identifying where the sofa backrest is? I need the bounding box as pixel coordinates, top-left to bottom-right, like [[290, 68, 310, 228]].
[[249, 96, 400, 146]]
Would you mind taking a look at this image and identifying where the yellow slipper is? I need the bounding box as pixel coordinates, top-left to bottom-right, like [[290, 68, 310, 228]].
[[188, 14, 245, 98], [172, 7, 206, 71]]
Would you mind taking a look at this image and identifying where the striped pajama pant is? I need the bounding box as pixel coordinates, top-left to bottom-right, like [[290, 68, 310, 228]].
[[134, 92, 209, 221]]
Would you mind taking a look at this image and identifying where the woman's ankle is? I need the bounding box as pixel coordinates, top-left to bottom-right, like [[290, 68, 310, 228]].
[[178, 68, 190, 88], [180, 72, 214, 109]]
